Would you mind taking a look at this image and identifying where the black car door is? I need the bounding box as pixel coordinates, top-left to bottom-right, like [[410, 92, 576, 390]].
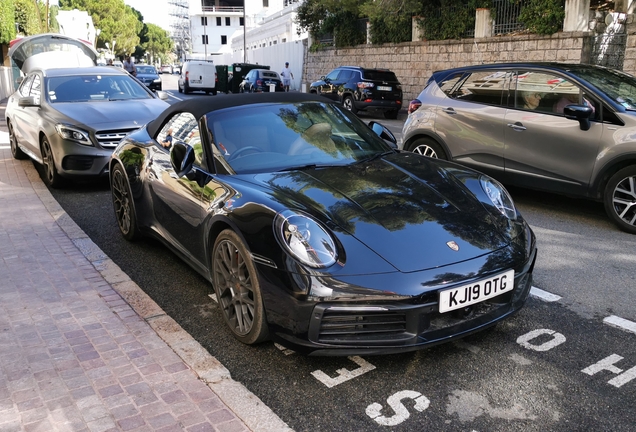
[[148, 112, 208, 267], [318, 69, 342, 101]]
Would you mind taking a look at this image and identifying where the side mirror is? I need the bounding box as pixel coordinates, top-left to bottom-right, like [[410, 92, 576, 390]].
[[563, 105, 593, 131], [155, 90, 169, 100], [18, 96, 38, 107], [369, 121, 397, 148], [170, 142, 196, 177]]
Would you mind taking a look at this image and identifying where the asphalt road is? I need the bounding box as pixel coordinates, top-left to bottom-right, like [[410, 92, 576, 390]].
[[47, 74, 636, 431]]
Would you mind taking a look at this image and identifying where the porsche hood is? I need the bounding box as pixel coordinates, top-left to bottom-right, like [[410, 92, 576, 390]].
[[254, 154, 510, 273]]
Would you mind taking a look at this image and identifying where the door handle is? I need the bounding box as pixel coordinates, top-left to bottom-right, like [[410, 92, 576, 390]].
[[507, 122, 526, 131], [442, 108, 456, 114]]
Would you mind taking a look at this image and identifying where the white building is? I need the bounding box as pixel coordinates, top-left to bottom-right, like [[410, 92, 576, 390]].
[[56, 9, 99, 47]]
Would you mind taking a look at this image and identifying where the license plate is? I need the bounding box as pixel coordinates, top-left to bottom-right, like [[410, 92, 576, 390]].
[[190, 79, 202, 84], [377, 85, 392, 91], [438, 270, 515, 313]]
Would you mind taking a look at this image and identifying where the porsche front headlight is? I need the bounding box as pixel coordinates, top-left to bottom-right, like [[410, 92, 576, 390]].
[[480, 176, 517, 220], [274, 210, 337, 268]]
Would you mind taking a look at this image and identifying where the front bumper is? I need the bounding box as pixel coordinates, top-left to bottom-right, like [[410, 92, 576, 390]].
[[260, 226, 537, 356], [50, 134, 114, 178]]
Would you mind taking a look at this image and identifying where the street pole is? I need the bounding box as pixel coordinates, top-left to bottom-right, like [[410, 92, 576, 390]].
[[204, 15, 207, 60], [243, 1, 246, 63]]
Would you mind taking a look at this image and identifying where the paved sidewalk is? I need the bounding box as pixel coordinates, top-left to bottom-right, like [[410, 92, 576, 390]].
[[0, 102, 291, 431]]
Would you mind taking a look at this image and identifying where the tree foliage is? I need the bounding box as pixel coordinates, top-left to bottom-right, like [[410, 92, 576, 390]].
[[15, 0, 43, 36], [143, 23, 173, 63], [518, 0, 565, 35], [296, 0, 366, 48], [59, 0, 142, 56], [0, 0, 17, 44]]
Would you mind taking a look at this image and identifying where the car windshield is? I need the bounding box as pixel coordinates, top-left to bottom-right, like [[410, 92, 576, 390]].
[[207, 102, 394, 174], [47, 74, 152, 102], [569, 66, 636, 110], [136, 66, 157, 74]]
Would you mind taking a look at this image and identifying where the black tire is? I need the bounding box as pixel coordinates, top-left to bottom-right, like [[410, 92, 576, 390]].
[[183, 83, 190, 94], [40, 136, 64, 188], [407, 137, 448, 160], [343, 95, 358, 114], [603, 166, 636, 234], [211, 89, 217, 96], [8, 121, 28, 160], [212, 230, 269, 345], [110, 163, 141, 241], [384, 109, 399, 120]]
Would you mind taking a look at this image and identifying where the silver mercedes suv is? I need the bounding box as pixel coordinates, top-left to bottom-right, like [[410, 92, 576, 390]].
[[401, 62, 636, 234]]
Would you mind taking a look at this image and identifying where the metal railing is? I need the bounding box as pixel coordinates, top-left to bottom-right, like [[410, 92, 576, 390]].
[[202, 6, 243, 13], [492, 0, 527, 35]]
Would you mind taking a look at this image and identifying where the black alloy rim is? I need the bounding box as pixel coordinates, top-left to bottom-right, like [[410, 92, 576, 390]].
[[213, 240, 255, 336], [111, 169, 132, 235], [9, 123, 18, 154]]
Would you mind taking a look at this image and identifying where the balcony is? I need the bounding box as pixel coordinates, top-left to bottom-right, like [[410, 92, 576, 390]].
[[202, 6, 243, 13]]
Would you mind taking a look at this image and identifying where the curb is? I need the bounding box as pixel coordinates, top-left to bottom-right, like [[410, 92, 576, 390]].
[[20, 159, 293, 432]]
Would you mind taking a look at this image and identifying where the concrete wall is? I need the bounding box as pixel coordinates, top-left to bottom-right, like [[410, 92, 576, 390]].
[[303, 32, 593, 103]]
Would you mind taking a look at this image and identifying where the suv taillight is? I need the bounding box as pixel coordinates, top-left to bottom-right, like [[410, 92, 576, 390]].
[[408, 99, 422, 114], [256, 79, 263, 86], [357, 82, 375, 89]]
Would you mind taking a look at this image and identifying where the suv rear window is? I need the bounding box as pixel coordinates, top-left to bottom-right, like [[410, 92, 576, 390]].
[[362, 70, 399, 82]]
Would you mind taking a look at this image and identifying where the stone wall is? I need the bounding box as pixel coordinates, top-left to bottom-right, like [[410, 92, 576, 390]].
[[304, 32, 593, 103]]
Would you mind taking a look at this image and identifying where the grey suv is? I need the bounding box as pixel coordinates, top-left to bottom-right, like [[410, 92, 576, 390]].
[[401, 62, 636, 234]]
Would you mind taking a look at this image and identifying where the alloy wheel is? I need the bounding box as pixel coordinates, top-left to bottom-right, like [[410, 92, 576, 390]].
[[111, 168, 133, 236], [611, 174, 636, 227], [412, 144, 439, 158], [213, 239, 256, 336], [8, 122, 27, 160]]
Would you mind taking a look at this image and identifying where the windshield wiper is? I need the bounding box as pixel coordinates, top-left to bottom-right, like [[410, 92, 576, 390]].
[[354, 150, 394, 165], [276, 163, 345, 172]]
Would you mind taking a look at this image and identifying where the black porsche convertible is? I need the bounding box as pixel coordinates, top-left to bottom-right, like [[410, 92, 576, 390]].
[[110, 92, 537, 356]]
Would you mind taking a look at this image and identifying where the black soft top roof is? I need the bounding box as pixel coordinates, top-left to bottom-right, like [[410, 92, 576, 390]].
[[147, 92, 331, 137]]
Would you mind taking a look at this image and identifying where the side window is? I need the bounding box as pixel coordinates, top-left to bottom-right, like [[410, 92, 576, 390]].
[[19, 75, 35, 97], [449, 70, 510, 106], [514, 70, 599, 119], [438, 72, 464, 96], [30, 75, 42, 105], [325, 70, 340, 81], [157, 113, 205, 167]]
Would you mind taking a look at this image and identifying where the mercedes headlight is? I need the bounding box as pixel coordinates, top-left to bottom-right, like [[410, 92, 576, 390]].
[[480, 176, 517, 220], [55, 125, 92, 146], [274, 210, 337, 268]]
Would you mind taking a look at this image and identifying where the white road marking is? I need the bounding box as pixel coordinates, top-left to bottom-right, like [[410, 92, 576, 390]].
[[516, 328, 566, 352], [366, 390, 429, 426], [582, 354, 636, 388], [166, 91, 183, 101], [530, 286, 561, 302], [603, 315, 636, 335], [311, 356, 376, 388]]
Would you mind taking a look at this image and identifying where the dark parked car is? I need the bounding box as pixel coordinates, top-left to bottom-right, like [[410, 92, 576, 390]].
[[310, 66, 403, 119], [401, 62, 636, 234], [239, 68, 284, 93], [109, 92, 536, 356], [135, 65, 162, 91], [5, 34, 169, 187]]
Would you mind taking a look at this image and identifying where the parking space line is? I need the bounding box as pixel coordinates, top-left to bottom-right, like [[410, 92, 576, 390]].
[[603, 315, 636, 335], [166, 92, 183, 101], [530, 286, 561, 302]]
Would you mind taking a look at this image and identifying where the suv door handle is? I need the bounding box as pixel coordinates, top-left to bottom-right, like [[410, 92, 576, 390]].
[[507, 122, 527, 131], [442, 107, 456, 114]]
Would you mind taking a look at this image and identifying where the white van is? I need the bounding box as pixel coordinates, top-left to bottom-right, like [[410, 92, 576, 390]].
[[178, 60, 217, 95]]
